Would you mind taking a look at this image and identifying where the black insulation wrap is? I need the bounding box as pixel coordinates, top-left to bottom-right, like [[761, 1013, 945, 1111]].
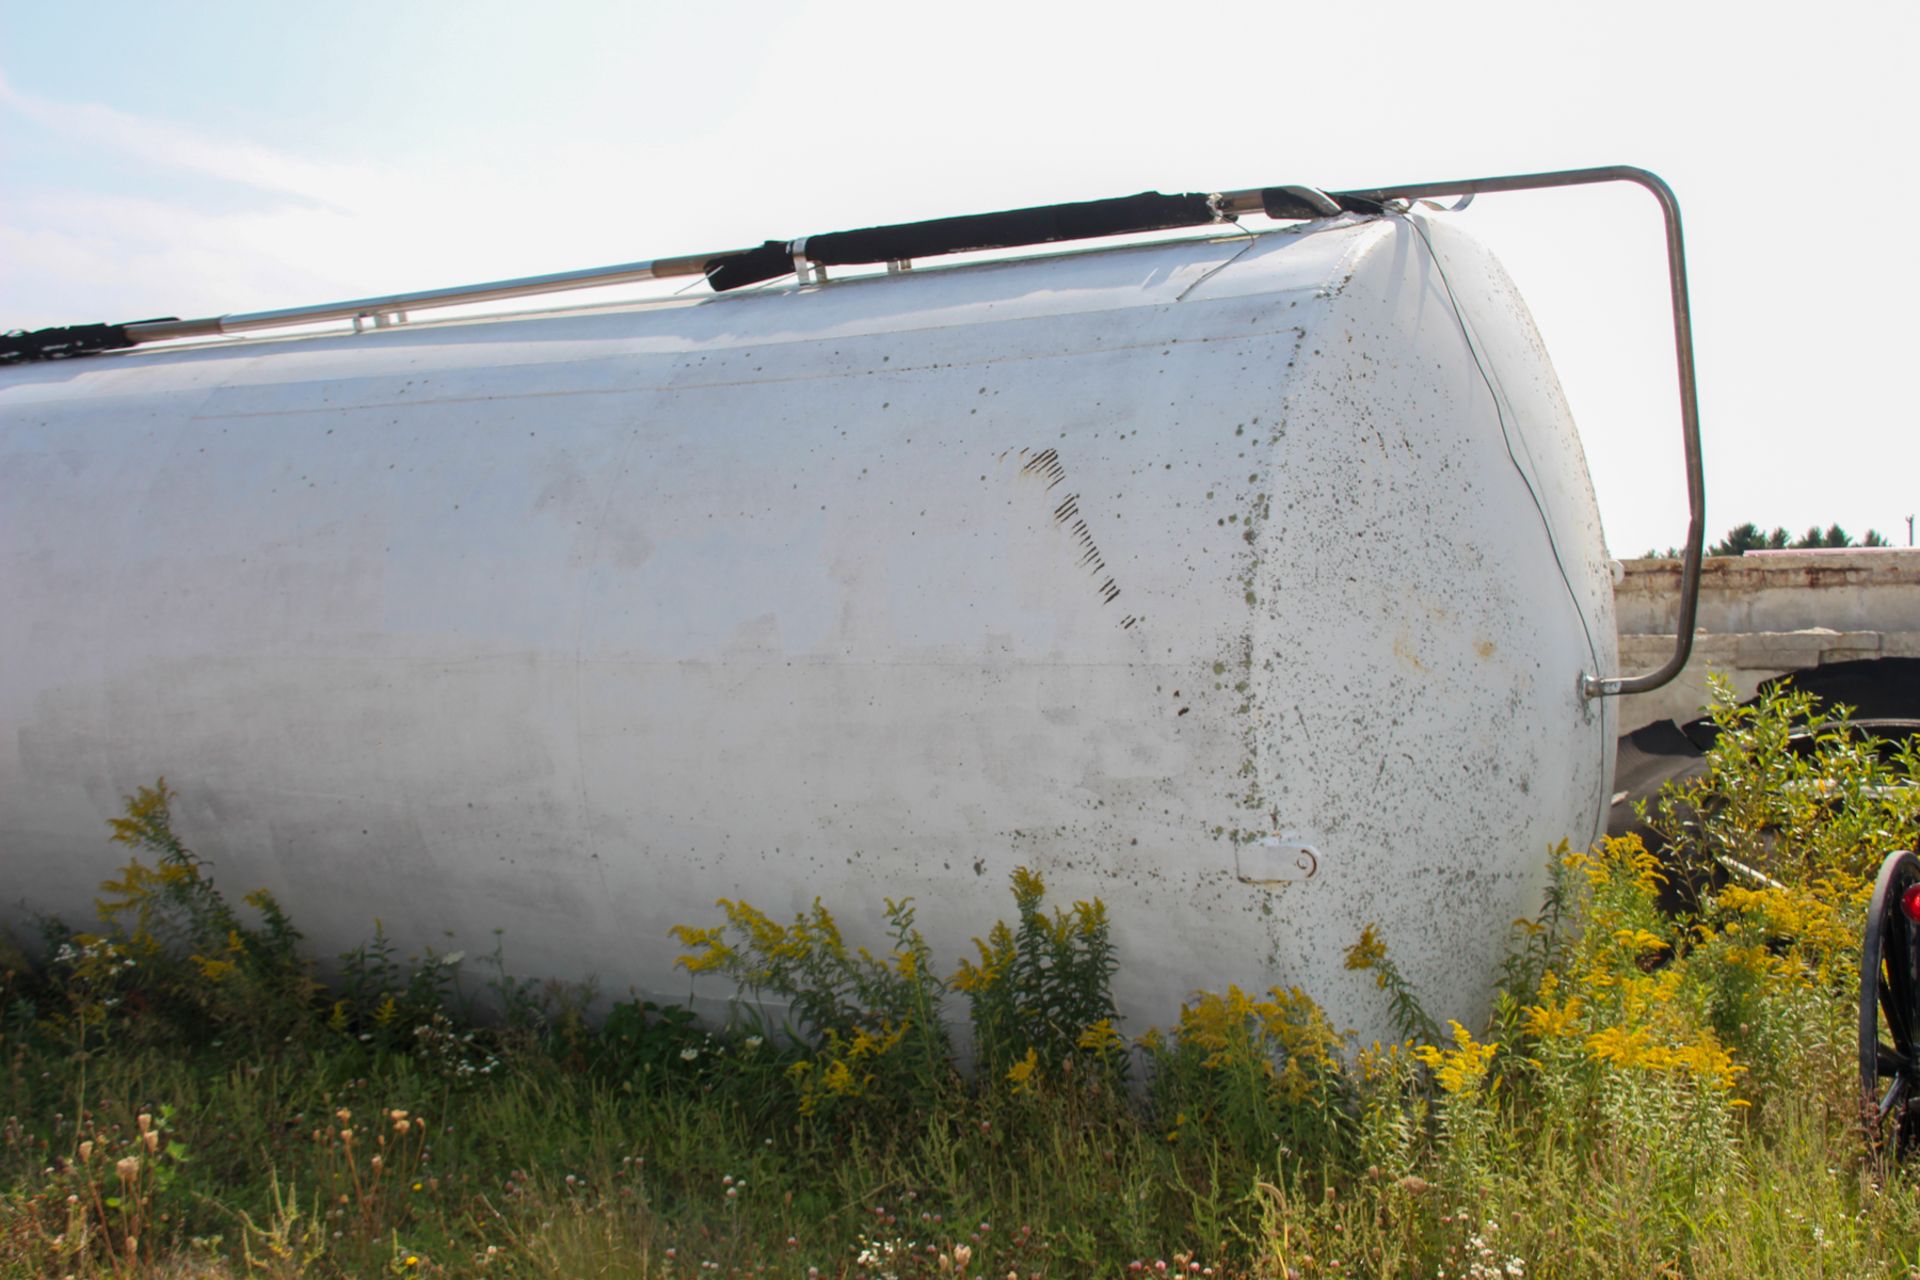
[[703, 190, 1222, 292], [0, 322, 143, 364], [808, 190, 1219, 266], [703, 242, 796, 293]]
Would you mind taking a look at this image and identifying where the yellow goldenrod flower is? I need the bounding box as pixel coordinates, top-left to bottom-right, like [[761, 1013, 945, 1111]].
[[1610, 927, 1669, 955], [1413, 1022, 1499, 1096], [1006, 1046, 1040, 1095], [822, 1058, 860, 1097], [1344, 924, 1387, 973], [191, 954, 236, 982]]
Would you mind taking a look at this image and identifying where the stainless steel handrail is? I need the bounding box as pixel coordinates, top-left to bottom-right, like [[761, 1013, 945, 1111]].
[[111, 166, 1703, 698], [122, 250, 735, 343]]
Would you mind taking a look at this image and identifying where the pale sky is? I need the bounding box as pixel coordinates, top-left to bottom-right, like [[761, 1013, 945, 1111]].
[[2, 0, 1914, 557]]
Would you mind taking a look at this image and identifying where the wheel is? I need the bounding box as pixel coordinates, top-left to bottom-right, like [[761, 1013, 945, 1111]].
[[1860, 850, 1920, 1151]]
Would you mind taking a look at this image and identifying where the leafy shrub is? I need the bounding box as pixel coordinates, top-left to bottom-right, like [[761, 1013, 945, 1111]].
[[673, 895, 953, 1120], [950, 867, 1123, 1087], [54, 779, 317, 1048], [591, 996, 710, 1080], [1652, 678, 1919, 888], [329, 921, 471, 1056], [1645, 679, 1908, 1103], [1521, 837, 1742, 1203], [1145, 983, 1350, 1165]]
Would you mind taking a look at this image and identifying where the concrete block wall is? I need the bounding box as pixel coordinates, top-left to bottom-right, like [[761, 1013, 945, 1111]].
[[1613, 548, 1920, 733]]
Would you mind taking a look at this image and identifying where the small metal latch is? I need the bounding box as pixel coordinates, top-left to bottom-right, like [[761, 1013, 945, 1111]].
[[1235, 833, 1322, 884]]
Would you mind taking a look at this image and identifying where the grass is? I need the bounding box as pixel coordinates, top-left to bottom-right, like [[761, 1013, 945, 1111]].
[[3, 680, 1920, 1277]]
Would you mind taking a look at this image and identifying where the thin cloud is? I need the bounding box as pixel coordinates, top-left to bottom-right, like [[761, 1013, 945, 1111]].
[[0, 71, 380, 212]]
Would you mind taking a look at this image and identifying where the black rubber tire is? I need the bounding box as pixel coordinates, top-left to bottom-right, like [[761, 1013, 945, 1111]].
[[1860, 850, 1920, 1153]]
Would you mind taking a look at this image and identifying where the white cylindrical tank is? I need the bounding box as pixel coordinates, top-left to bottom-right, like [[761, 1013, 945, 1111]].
[[0, 212, 1616, 1044]]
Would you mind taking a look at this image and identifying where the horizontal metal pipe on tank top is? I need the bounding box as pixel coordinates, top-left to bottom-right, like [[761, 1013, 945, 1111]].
[[6, 166, 1703, 699]]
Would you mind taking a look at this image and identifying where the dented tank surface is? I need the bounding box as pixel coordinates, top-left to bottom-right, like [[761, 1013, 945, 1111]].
[[0, 212, 1617, 1045]]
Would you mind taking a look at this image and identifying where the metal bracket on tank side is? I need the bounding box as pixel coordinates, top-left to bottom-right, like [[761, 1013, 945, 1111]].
[[1235, 833, 1322, 885], [790, 237, 824, 287], [1318, 167, 1706, 700]]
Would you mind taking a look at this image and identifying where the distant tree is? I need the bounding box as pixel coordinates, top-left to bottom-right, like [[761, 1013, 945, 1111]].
[[1706, 523, 1759, 556], [1791, 523, 1853, 549], [1658, 521, 1894, 559], [1707, 522, 1790, 556]]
